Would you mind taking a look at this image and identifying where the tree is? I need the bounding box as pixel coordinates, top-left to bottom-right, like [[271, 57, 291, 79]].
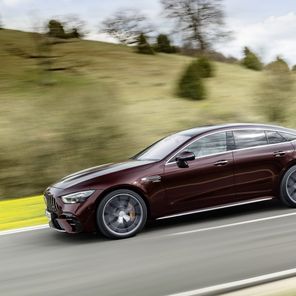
[[47, 16, 86, 39], [155, 34, 176, 53], [137, 33, 154, 55], [161, 0, 230, 52], [48, 20, 66, 38], [63, 14, 87, 38], [100, 9, 153, 45], [178, 60, 206, 100], [241, 47, 262, 71]]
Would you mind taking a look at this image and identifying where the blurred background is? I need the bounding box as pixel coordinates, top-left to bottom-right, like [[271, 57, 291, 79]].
[[1, 0, 296, 199]]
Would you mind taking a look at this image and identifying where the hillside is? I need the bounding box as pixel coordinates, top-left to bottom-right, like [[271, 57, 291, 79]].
[[0, 29, 294, 198]]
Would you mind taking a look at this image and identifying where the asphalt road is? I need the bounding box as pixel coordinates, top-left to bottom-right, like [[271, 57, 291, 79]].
[[1, 200, 296, 296]]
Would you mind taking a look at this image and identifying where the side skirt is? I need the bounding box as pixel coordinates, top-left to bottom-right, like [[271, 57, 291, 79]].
[[156, 197, 274, 220]]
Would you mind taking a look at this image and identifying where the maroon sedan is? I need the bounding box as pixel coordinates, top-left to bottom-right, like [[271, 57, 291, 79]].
[[44, 123, 296, 239]]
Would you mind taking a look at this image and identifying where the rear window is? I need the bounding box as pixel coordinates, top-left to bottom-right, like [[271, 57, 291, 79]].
[[233, 130, 268, 149], [280, 132, 296, 141], [266, 131, 287, 144]]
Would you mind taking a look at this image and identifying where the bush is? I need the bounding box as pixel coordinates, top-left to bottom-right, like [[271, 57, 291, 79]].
[[265, 56, 290, 72], [47, 19, 83, 39], [137, 33, 154, 55], [178, 60, 206, 100], [258, 57, 293, 123], [241, 47, 263, 71], [196, 56, 214, 78], [155, 34, 176, 53]]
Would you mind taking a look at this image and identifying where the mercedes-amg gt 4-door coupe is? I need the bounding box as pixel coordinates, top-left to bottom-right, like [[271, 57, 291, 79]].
[[44, 123, 296, 239]]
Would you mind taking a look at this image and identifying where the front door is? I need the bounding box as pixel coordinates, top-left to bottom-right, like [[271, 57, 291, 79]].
[[163, 132, 235, 215]]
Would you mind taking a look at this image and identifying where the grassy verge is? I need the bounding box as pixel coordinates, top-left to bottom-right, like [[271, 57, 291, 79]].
[[0, 195, 47, 231], [223, 277, 296, 296]]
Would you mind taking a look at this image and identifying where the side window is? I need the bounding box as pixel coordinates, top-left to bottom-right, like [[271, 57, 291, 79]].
[[233, 130, 267, 149], [280, 132, 296, 141], [266, 131, 286, 144], [186, 132, 227, 158]]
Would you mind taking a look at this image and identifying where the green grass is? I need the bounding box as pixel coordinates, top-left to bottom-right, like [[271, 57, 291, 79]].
[[0, 195, 46, 230], [0, 29, 296, 230]]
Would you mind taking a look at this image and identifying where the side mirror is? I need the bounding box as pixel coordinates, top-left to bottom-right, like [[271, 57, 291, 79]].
[[175, 151, 195, 168]]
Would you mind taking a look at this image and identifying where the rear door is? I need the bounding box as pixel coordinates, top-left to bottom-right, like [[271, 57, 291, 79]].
[[232, 129, 295, 201]]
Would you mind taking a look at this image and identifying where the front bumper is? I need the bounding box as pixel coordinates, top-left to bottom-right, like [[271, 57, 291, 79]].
[[44, 187, 103, 233], [46, 210, 83, 233]]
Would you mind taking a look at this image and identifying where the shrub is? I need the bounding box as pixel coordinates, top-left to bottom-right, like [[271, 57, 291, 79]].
[[265, 56, 290, 72], [196, 56, 214, 78], [178, 60, 206, 100], [47, 19, 83, 39], [155, 34, 176, 53], [241, 47, 263, 71], [258, 58, 293, 123], [137, 33, 154, 55]]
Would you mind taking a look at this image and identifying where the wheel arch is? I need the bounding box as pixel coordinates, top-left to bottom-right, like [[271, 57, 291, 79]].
[[95, 184, 152, 219], [278, 160, 296, 194], [279, 160, 296, 181]]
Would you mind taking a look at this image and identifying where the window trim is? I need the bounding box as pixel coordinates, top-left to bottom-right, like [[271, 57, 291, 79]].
[[165, 127, 296, 166], [232, 129, 268, 150], [265, 130, 287, 145], [181, 131, 228, 160]]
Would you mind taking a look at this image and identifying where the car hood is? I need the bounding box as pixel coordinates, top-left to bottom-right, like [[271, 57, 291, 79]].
[[52, 160, 155, 189]]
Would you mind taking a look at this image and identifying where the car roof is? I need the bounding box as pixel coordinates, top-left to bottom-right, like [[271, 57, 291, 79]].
[[178, 123, 296, 137]]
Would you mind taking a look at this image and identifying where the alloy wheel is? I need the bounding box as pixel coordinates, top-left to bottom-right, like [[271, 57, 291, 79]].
[[102, 193, 144, 236]]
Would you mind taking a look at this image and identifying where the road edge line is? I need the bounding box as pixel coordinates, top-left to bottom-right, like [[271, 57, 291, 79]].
[[166, 268, 296, 296], [0, 224, 49, 236]]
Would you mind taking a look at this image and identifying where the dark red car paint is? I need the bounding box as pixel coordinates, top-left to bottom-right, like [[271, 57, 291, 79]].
[[44, 123, 296, 233]]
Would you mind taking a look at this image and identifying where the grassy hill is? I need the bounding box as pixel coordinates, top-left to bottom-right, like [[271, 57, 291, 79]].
[[0, 29, 294, 199]]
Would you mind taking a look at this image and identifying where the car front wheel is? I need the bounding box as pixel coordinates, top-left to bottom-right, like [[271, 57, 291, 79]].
[[96, 189, 147, 239]]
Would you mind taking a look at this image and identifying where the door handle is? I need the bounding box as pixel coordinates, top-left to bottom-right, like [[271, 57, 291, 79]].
[[214, 160, 229, 166], [273, 151, 286, 158]]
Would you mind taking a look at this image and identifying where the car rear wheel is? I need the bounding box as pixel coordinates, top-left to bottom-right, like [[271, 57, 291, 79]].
[[280, 165, 296, 208], [96, 189, 147, 239]]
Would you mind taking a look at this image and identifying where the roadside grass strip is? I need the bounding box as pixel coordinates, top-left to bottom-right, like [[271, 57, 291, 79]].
[[0, 195, 47, 231]]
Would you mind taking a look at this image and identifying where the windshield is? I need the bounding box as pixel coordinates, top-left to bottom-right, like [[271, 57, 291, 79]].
[[134, 134, 191, 161]]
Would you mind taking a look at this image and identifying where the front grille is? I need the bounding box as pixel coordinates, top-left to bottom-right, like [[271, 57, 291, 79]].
[[45, 192, 59, 213]]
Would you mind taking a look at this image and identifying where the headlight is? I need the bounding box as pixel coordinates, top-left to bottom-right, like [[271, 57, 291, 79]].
[[61, 190, 95, 204]]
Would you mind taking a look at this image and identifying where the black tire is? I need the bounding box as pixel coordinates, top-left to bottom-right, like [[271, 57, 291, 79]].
[[280, 165, 296, 208], [96, 189, 147, 239]]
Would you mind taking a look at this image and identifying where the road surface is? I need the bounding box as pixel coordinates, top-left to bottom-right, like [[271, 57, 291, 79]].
[[1, 200, 296, 296]]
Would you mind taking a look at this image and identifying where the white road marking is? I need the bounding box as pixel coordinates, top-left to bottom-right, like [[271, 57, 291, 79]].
[[167, 268, 296, 296], [168, 212, 296, 236], [0, 224, 49, 236]]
